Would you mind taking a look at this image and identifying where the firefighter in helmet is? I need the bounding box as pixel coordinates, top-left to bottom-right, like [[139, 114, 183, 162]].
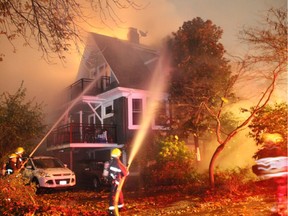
[[1, 153, 18, 176], [15, 147, 25, 169], [252, 133, 287, 215], [108, 148, 129, 215]]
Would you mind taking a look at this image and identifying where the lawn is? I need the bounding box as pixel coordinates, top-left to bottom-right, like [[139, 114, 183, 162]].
[[0, 177, 284, 215], [32, 181, 280, 216]]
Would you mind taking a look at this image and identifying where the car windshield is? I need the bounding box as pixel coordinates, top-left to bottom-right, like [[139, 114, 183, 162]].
[[33, 158, 64, 169]]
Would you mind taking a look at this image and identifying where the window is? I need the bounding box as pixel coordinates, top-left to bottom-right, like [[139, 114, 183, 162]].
[[128, 93, 168, 130], [103, 101, 114, 118], [105, 105, 113, 115], [132, 99, 143, 125]]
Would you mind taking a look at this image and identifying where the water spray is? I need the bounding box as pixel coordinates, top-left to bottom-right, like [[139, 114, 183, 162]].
[[29, 74, 102, 158], [113, 51, 170, 215]]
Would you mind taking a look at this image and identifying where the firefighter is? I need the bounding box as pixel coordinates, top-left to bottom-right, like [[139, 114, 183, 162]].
[[252, 133, 287, 215], [108, 148, 129, 215], [1, 153, 18, 176], [15, 147, 25, 169]]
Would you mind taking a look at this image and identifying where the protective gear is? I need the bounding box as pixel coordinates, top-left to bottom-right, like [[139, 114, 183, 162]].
[[15, 147, 24, 154], [2, 154, 18, 175], [108, 156, 128, 213], [9, 153, 17, 159], [111, 148, 121, 158], [15, 147, 25, 169], [4, 162, 15, 175]]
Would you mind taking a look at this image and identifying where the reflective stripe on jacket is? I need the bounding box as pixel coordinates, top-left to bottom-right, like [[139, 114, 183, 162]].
[[109, 158, 128, 182]]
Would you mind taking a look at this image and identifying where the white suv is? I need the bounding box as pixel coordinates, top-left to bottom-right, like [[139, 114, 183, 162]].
[[23, 156, 76, 191]]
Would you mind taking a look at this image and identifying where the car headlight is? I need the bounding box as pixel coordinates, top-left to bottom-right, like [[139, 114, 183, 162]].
[[38, 170, 52, 177]]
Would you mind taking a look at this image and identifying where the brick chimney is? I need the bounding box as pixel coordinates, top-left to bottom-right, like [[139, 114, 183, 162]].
[[127, 27, 139, 44]]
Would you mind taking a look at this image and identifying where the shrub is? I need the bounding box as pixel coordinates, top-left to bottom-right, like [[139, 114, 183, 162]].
[[214, 166, 257, 194], [142, 135, 199, 187], [0, 173, 38, 215]]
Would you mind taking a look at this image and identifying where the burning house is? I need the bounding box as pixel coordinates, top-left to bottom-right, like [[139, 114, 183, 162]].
[[46, 28, 169, 182]]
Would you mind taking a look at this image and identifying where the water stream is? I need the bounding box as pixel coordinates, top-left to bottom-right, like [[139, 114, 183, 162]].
[[29, 74, 102, 157]]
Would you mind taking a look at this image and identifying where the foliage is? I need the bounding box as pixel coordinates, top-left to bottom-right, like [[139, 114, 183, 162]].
[[166, 17, 234, 139], [214, 167, 257, 194], [0, 176, 275, 215], [218, 111, 240, 135], [0, 173, 37, 215], [0, 83, 46, 164], [0, 0, 143, 62], [0, 173, 108, 215], [248, 102, 287, 159], [239, 7, 287, 73], [142, 135, 198, 186], [205, 6, 287, 188], [0, 169, 277, 215]]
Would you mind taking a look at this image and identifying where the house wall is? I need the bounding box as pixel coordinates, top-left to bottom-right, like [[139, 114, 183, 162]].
[[52, 149, 73, 170], [113, 97, 128, 144]]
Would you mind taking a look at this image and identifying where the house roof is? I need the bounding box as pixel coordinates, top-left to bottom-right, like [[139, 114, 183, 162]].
[[89, 32, 159, 90]]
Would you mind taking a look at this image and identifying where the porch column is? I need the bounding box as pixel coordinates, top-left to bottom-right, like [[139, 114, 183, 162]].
[[69, 148, 74, 170], [79, 110, 83, 141]]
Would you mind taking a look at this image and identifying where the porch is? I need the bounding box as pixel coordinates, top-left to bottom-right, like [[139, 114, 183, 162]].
[[47, 123, 118, 150]]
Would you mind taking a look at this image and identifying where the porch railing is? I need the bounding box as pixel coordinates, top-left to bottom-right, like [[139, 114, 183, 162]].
[[47, 123, 117, 147]]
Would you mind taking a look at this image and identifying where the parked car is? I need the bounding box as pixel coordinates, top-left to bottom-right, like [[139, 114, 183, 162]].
[[22, 156, 76, 192], [78, 160, 110, 190]]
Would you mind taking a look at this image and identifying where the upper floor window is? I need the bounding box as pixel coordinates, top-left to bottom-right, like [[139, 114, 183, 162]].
[[89, 63, 111, 90], [128, 93, 169, 130], [132, 99, 143, 125]]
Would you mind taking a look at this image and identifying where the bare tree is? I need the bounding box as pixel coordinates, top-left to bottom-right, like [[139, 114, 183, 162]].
[[0, 0, 144, 61], [206, 6, 287, 189]]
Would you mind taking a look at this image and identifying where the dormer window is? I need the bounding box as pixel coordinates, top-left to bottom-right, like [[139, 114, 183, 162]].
[[89, 63, 112, 90], [98, 63, 110, 76], [101, 75, 110, 91]]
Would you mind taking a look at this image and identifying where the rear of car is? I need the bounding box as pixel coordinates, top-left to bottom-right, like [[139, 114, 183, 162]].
[[77, 160, 110, 190], [23, 156, 76, 189]]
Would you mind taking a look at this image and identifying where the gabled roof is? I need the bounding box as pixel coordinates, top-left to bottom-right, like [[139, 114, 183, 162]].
[[89, 32, 159, 90]]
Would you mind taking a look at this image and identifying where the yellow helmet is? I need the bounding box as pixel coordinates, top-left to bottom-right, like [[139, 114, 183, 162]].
[[9, 153, 17, 159], [111, 148, 121, 158], [15, 147, 24, 154]]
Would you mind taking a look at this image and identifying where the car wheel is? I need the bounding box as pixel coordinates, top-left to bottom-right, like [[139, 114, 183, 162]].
[[92, 177, 100, 189]]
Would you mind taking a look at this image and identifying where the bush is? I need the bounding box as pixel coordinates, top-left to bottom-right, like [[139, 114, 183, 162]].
[[214, 166, 257, 194], [0, 173, 38, 215], [142, 135, 199, 187]]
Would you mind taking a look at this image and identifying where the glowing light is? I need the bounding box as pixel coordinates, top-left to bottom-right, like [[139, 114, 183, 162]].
[[262, 133, 284, 143], [221, 97, 229, 103]]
